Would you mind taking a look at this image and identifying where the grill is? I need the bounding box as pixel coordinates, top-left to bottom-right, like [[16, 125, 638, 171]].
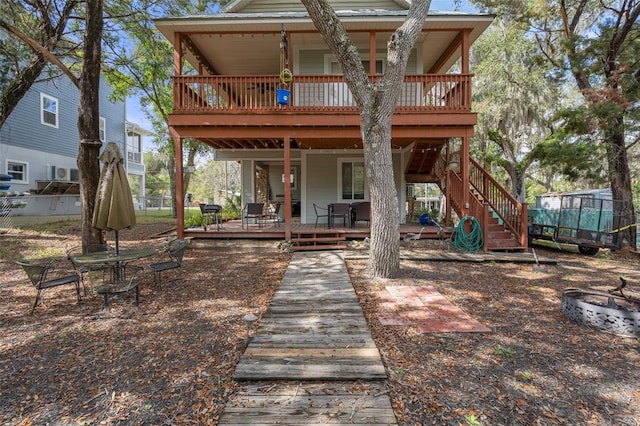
[[199, 204, 222, 231]]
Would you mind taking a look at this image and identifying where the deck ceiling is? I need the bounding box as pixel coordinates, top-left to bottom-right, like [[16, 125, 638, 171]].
[[405, 140, 445, 178], [156, 13, 493, 76]]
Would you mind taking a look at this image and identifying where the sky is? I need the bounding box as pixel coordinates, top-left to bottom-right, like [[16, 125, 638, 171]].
[[124, 0, 479, 152]]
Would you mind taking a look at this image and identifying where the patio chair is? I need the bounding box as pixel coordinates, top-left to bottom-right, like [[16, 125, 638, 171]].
[[313, 204, 329, 228], [351, 201, 371, 228], [15, 259, 81, 314], [67, 244, 115, 295], [329, 203, 350, 228], [265, 202, 282, 227], [149, 239, 189, 288], [242, 203, 265, 229], [91, 265, 144, 310]]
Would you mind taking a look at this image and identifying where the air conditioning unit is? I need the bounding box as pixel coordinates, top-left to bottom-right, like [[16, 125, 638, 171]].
[[55, 167, 71, 181]]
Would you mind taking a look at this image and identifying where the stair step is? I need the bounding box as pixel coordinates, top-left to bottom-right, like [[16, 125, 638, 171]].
[[292, 244, 348, 251], [486, 239, 525, 250], [291, 236, 347, 244], [488, 231, 514, 240]]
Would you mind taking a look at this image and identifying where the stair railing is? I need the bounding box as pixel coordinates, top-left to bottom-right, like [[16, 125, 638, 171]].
[[468, 158, 527, 248], [448, 170, 492, 251]]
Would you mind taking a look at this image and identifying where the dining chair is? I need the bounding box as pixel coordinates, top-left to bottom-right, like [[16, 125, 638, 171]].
[[265, 203, 282, 227], [329, 203, 350, 228], [242, 203, 265, 229], [351, 201, 371, 228], [313, 203, 329, 228]]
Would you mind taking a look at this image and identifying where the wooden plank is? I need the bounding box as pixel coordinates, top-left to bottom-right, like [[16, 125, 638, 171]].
[[233, 363, 387, 380], [219, 382, 397, 425], [243, 347, 382, 358]]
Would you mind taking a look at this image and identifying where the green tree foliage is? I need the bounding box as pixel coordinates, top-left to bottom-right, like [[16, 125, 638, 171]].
[[0, 0, 80, 128], [472, 0, 639, 248], [103, 0, 230, 217], [471, 17, 559, 202]]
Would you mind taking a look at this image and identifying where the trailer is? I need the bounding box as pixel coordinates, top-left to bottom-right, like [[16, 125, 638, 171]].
[[527, 189, 622, 255]]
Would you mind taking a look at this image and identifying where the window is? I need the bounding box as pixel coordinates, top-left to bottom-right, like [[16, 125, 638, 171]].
[[99, 117, 106, 142], [40, 94, 58, 127], [325, 57, 384, 106], [339, 160, 367, 201], [127, 131, 142, 164], [7, 160, 27, 183]]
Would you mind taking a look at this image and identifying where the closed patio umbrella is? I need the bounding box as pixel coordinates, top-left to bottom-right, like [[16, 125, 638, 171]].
[[92, 142, 136, 254]]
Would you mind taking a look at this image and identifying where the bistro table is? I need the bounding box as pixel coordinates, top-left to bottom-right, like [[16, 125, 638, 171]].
[[71, 247, 157, 309], [71, 247, 157, 280]]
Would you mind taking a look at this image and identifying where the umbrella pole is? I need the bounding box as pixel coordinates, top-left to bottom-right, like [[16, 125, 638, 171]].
[[115, 231, 120, 255]]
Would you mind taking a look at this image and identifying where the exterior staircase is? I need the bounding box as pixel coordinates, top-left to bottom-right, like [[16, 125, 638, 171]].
[[290, 230, 348, 251], [439, 157, 528, 252]]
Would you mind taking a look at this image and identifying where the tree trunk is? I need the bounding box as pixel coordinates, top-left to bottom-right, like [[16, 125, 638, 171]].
[[605, 119, 636, 248], [300, 0, 430, 278], [362, 105, 400, 277], [77, 0, 104, 249]]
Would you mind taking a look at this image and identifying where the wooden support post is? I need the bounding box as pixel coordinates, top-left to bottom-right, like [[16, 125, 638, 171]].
[[284, 136, 292, 241], [173, 132, 184, 239]]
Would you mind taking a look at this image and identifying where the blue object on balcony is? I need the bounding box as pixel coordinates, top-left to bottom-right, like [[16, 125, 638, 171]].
[[276, 88, 290, 105], [0, 173, 12, 181]]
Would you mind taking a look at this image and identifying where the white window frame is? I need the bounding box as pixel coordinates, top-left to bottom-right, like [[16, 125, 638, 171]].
[[40, 93, 58, 128], [126, 131, 142, 164], [99, 117, 106, 142], [337, 158, 368, 202], [6, 159, 28, 184]]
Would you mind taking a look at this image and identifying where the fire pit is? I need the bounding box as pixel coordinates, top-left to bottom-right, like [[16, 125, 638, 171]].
[[561, 288, 640, 337]]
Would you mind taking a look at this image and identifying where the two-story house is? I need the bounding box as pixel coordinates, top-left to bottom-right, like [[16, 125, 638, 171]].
[[0, 75, 147, 216], [156, 0, 527, 250]]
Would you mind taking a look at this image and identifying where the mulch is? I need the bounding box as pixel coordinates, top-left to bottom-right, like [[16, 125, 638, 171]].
[[1, 221, 639, 425]]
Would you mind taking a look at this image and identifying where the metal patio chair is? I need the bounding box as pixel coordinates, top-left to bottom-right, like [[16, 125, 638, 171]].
[[67, 244, 115, 295], [15, 259, 81, 314], [329, 203, 350, 228], [313, 203, 329, 228], [351, 201, 371, 228], [265, 202, 282, 227], [242, 203, 265, 229], [149, 239, 189, 288], [91, 265, 144, 309]]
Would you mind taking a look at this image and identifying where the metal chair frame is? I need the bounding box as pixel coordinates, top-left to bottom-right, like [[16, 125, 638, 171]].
[[16, 260, 81, 313], [242, 203, 265, 229], [149, 239, 188, 288], [313, 203, 329, 228]]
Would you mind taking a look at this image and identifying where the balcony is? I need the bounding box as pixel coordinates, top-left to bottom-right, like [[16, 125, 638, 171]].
[[172, 74, 472, 113]]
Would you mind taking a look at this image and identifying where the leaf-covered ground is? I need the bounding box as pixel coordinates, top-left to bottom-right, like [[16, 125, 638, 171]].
[[350, 242, 640, 425], [1, 223, 639, 425]]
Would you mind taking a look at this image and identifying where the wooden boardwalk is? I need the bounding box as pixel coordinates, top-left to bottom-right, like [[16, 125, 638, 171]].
[[221, 251, 396, 425]]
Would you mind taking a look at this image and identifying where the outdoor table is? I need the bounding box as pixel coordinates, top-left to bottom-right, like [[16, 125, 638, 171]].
[[71, 248, 157, 280]]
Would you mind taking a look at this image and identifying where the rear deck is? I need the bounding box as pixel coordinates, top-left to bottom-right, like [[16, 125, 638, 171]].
[[184, 219, 447, 243]]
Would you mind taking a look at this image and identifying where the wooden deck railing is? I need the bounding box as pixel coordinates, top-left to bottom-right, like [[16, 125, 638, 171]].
[[469, 158, 527, 248], [435, 155, 527, 251], [173, 74, 472, 113]]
